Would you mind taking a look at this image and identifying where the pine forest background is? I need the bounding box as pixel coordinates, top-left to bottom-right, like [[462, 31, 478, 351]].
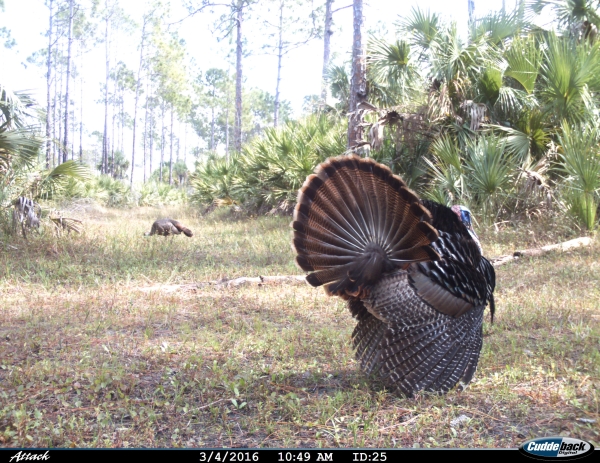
[[2, 0, 600, 231]]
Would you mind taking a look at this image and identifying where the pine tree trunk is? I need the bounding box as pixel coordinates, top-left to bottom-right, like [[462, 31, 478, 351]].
[[234, 1, 243, 152], [169, 102, 174, 185], [120, 91, 124, 156], [45, 0, 53, 169], [52, 40, 58, 168], [103, 0, 110, 174], [347, 0, 366, 150], [111, 109, 116, 177], [149, 104, 154, 181], [57, 53, 63, 163], [225, 70, 230, 160], [176, 119, 180, 161], [63, 0, 73, 164], [111, 70, 116, 177], [142, 84, 149, 183], [274, 1, 283, 127], [79, 49, 83, 162], [321, 0, 334, 103], [71, 100, 75, 160], [160, 100, 165, 182], [131, 20, 147, 188], [210, 83, 215, 151]]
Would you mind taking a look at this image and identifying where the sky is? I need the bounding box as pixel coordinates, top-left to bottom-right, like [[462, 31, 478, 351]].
[[0, 0, 535, 178]]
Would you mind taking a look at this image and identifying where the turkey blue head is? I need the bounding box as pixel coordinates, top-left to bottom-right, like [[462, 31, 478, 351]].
[[451, 205, 482, 252]]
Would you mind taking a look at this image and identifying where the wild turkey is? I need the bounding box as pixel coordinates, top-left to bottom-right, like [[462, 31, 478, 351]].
[[291, 155, 495, 397], [145, 218, 193, 237], [12, 197, 41, 239]]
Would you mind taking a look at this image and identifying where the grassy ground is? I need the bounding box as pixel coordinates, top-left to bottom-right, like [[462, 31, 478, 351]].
[[0, 204, 598, 448]]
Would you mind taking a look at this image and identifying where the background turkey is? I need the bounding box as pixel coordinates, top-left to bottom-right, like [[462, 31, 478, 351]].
[[292, 155, 496, 397], [145, 218, 193, 237]]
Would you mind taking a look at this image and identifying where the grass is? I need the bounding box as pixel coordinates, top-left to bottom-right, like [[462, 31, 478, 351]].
[[0, 204, 598, 448]]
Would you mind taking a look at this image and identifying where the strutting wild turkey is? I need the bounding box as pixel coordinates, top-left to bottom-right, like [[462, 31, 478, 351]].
[[145, 218, 193, 237], [292, 155, 495, 397]]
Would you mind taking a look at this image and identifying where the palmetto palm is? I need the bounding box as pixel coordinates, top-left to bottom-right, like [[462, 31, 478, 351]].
[[191, 114, 346, 209], [1, 83, 89, 211], [189, 153, 242, 206], [557, 122, 600, 229], [538, 33, 600, 124], [0, 84, 41, 175]]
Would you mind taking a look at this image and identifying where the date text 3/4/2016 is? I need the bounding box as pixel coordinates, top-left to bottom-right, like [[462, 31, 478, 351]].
[[198, 452, 333, 462], [200, 452, 259, 462], [198, 451, 387, 462]]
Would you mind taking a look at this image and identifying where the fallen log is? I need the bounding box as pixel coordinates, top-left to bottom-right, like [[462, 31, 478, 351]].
[[137, 236, 594, 292], [489, 236, 593, 267], [138, 275, 306, 292]]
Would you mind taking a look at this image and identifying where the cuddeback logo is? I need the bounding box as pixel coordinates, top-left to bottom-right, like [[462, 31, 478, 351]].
[[519, 437, 595, 460]]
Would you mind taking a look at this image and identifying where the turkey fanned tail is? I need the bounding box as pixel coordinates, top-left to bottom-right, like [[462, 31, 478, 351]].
[[292, 155, 496, 397], [292, 155, 440, 298]]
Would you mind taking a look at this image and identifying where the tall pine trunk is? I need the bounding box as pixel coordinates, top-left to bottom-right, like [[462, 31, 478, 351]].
[[210, 82, 215, 151], [142, 82, 149, 183], [234, 1, 243, 152], [63, 0, 74, 163], [347, 0, 366, 150], [183, 123, 187, 166], [57, 49, 63, 164], [103, 0, 110, 174], [111, 109, 116, 177], [160, 100, 165, 182], [321, 0, 334, 103], [111, 69, 116, 177], [45, 0, 53, 169], [79, 49, 84, 162], [71, 96, 75, 160], [169, 102, 173, 185], [52, 38, 58, 168], [150, 101, 154, 181], [131, 19, 147, 188], [274, 1, 283, 127], [225, 69, 230, 160]]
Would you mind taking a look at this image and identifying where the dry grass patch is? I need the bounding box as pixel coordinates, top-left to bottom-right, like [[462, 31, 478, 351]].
[[0, 206, 598, 447]]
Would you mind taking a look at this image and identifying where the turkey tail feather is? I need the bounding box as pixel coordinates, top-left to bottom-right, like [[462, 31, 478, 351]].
[[169, 219, 193, 237], [292, 155, 440, 298]]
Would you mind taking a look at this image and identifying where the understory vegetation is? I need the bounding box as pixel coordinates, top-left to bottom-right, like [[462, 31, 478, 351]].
[[0, 208, 598, 448]]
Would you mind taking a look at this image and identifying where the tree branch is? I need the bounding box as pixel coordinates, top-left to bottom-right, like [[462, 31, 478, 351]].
[[170, 2, 236, 26], [332, 4, 352, 14]]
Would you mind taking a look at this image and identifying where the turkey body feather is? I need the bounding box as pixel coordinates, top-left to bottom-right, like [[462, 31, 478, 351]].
[[292, 155, 495, 397]]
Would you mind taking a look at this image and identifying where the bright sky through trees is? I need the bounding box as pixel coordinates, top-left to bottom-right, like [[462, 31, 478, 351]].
[[2, 0, 517, 115], [1, 0, 543, 181]]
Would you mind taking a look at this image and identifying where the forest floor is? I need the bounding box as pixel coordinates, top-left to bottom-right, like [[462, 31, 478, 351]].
[[0, 204, 598, 448]]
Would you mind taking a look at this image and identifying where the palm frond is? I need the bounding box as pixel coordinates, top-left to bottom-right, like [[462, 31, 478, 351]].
[[556, 121, 600, 229], [398, 7, 441, 52], [35, 161, 91, 200], [504, 35, 543, 93], [471, 9, 527, 46]]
